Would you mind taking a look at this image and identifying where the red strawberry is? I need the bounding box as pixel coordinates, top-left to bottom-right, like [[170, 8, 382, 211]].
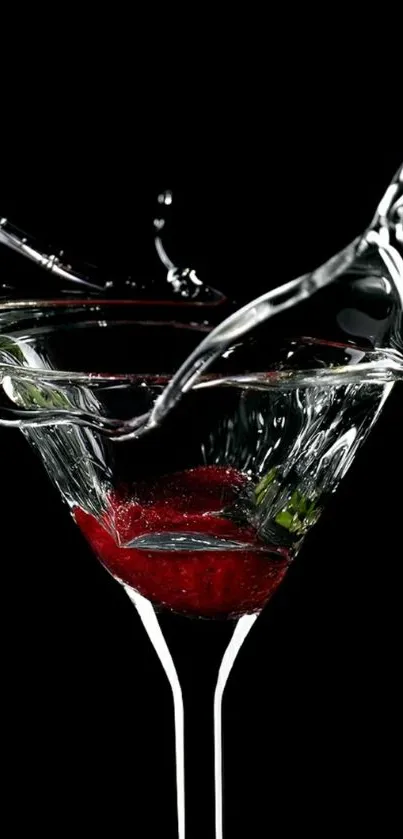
[[74, 466, 291, 618]]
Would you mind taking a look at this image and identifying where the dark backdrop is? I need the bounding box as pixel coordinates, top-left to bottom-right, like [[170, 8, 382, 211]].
[[1, 138, 402, 837]]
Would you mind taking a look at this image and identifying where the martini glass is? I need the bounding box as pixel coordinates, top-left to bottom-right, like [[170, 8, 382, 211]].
[[0, 294, 402, 838], [0, 165, 402, 838]]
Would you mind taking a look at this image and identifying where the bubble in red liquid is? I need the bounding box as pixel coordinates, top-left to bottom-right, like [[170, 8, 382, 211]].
[[74, 466, 291, 618]]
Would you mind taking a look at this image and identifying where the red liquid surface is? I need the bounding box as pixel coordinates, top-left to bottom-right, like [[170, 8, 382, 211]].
[[74, 466, 291, 618]]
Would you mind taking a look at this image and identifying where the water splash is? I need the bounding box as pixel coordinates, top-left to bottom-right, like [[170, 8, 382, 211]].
[[0, 164, 401, 438], [0, 188, 224, 303], [142, 164, 403, 439]]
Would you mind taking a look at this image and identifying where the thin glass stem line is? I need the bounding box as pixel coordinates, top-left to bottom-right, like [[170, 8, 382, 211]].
[[125, 587, 186, 839], [214, 613, 258, 839]]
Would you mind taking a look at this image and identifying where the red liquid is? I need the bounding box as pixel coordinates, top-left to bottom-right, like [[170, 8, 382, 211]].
[[74, 466, 291, 618]]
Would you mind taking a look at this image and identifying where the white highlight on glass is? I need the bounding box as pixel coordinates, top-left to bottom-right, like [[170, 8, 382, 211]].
[[124, 587, 186, 839], [214, 613, 258, 839]]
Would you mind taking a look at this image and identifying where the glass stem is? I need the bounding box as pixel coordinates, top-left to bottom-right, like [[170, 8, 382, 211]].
[[213, 613, 258, 838], [125, 586, 257, 839], [125, 588, 186, 839]]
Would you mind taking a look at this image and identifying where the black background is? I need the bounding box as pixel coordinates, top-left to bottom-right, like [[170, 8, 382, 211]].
[[1, 130, 402, 837]]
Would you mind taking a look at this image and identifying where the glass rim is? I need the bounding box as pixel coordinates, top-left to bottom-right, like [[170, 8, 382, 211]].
[[0, 300, 218, 384], [0, 299, 401, 439], [0, 298, 401, 387], [0, 296, 226, 312]]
